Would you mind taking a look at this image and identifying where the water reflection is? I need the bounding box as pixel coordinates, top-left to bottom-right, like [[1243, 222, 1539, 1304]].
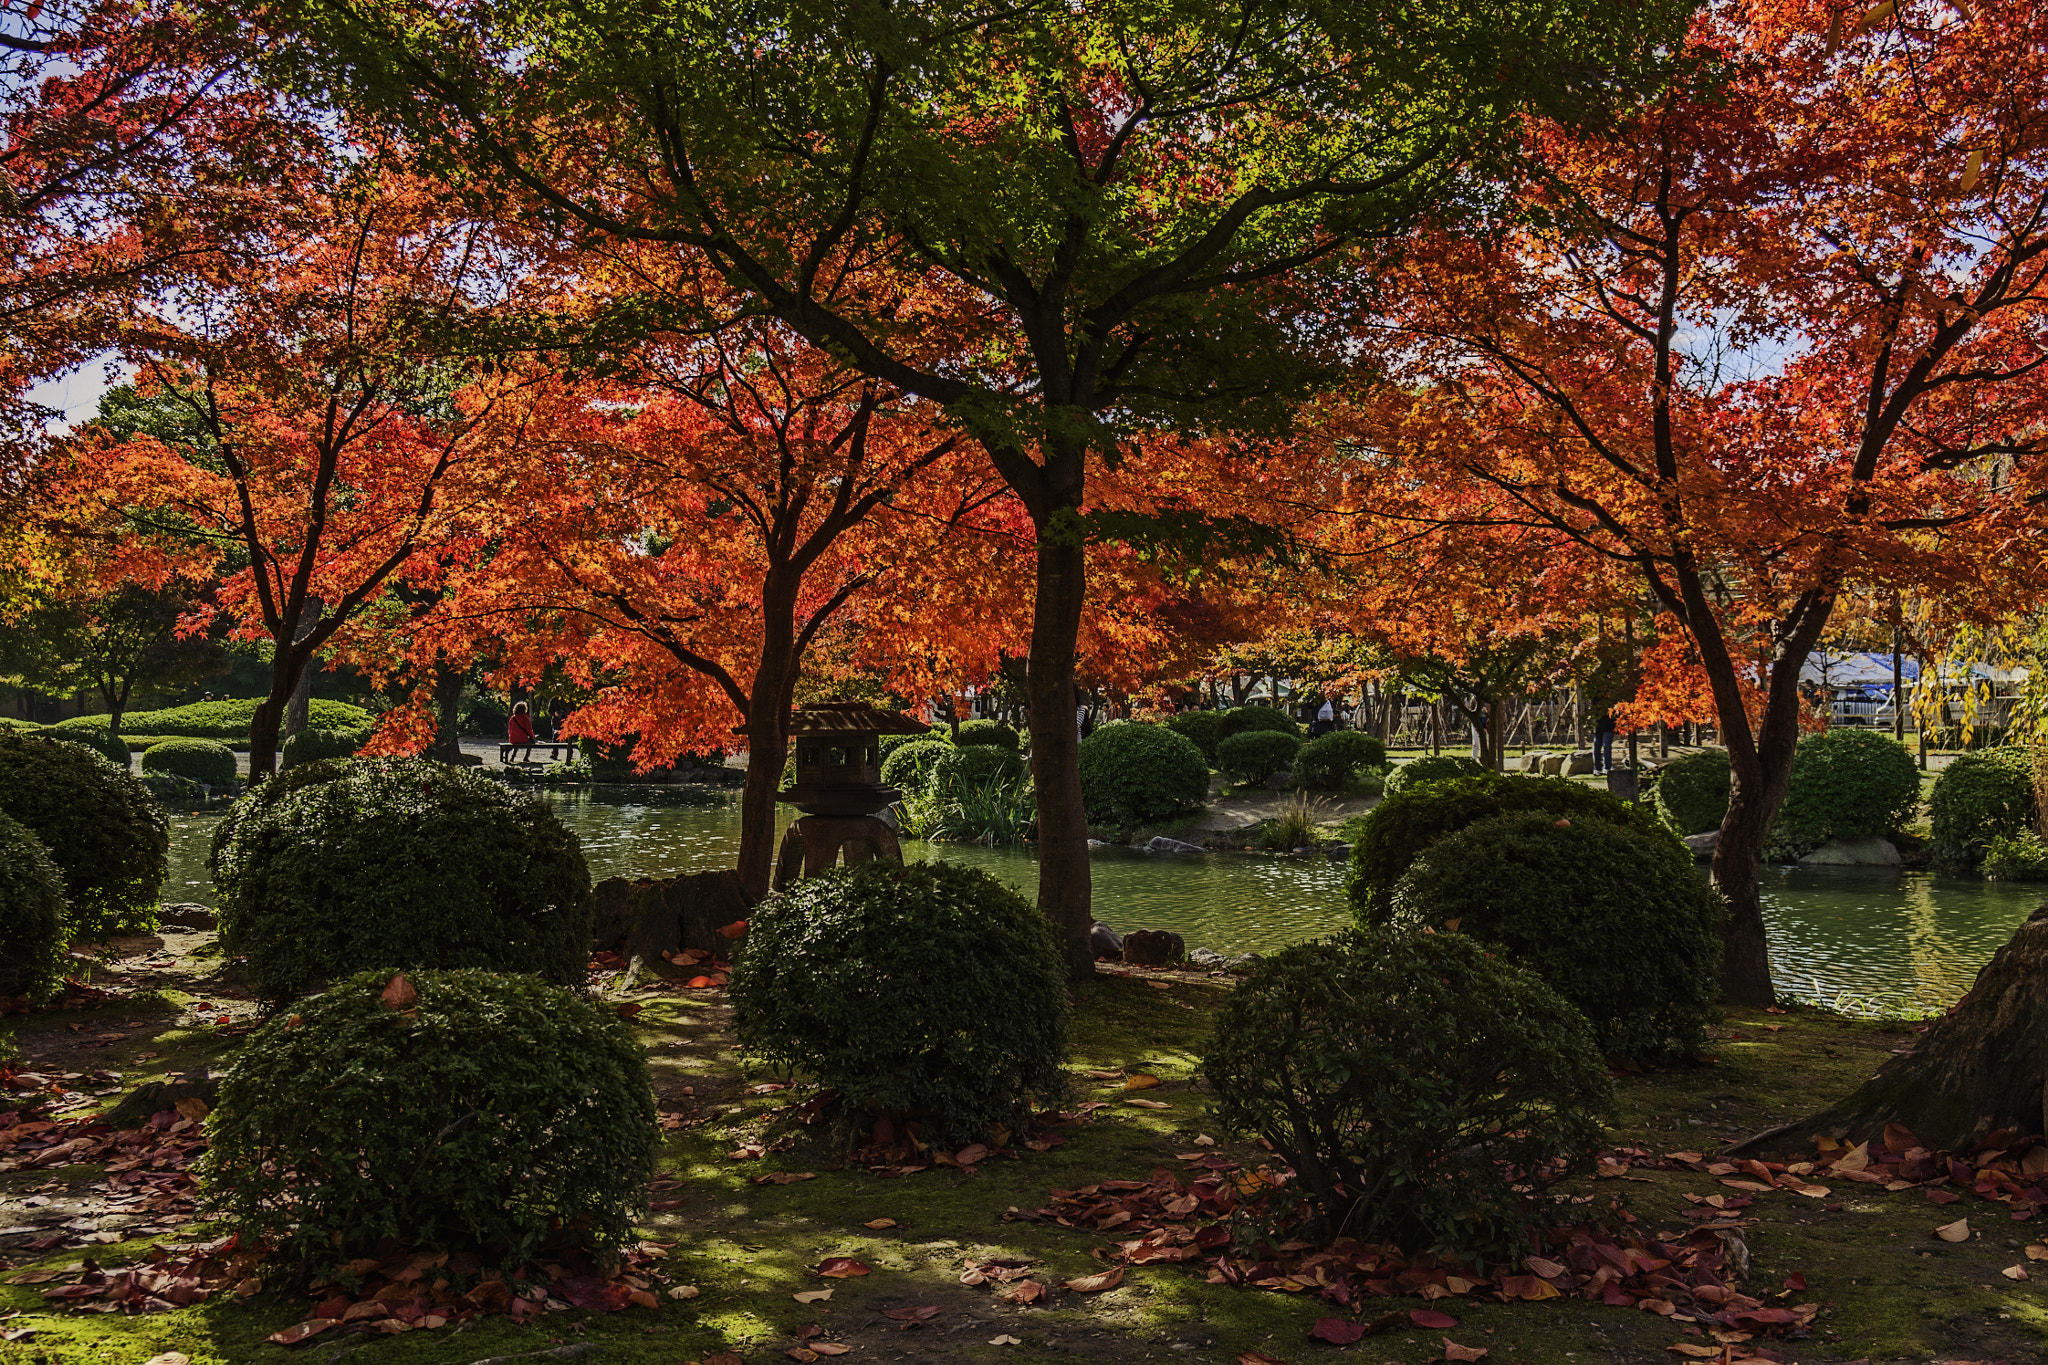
[[162, 786, 2046, 1012]]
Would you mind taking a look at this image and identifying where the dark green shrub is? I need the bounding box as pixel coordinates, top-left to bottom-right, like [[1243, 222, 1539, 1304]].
[[954, 719, 1021, 751], [1349, 771, 1683, 922], [49, 698, 373, 745], [1983, 831, 2048, 881], [579, 734, 648, 780], [1773, 729, 1920, 853], [280, 725, 367, 769], [928, 743, 1026, 793], [212, 757, 593, 1000], [729, 861, 1067, 1144], [879, 728, 949, 759], [1381, 753, 1487, 795], [1294, 731, 1387, 790], [141, 738, 237, 787], [1220, 705, 1299, 739], [0, 812, 67, 1002], [1162, 710, 1226, 763], [1077, 720, 1210, 830], [1928, 748, 2035, 872], [0, 730, 166, 942], [881, 738, 955, 795], [202, 968, 657, 1275], [1653, 747, 1731, 835], [46, 725, 132, 768], [1217, 729, 1302, 784], [1388, 813, 1722, 1058], [1204, 929, 1611, 1265]]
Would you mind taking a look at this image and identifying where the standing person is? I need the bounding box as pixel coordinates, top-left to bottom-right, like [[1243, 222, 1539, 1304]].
[[1314, 696, 1335, 737], [1592, 701, 1617, 775], [507, 701, 537, 762]]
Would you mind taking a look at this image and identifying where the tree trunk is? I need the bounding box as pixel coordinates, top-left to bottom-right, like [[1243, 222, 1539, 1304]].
[[428, 669, 465, 762], [1731, 905, 2048, 1155], [1025, 531, 1094, 980], [736, 574, 800, 901], [248, 686, 287, 778], [283, 597, 322, 741]]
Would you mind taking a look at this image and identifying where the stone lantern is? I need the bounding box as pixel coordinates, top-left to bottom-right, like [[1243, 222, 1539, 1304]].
[[771, 702, 930, 890]]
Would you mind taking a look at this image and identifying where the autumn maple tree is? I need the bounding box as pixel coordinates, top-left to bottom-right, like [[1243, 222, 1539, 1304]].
[[265, 0, 1693, 974], [1359, 0, 2048, 1004]]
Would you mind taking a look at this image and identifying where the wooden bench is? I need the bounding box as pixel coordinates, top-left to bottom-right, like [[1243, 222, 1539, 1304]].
[[499, 741, 574, 764]]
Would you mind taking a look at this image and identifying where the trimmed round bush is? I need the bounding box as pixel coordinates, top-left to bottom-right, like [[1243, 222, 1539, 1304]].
[[1217, 729, 1302, 784], [1774, 728, 1920, 852], [0, 812, 67, 1002], [954, 719, 1021, 751], [1389, 812, 1723, 1059], [880, 738, 953, 795], [0, 730, 166, 943], [1077, 720, 1210, 830], [211, 757, 593, 1000], [928, 742, 1026, 793], [1204, 929, 1611, 1265], [280, 725, 367, 769], [1219, 705, 1299, 739], [46, 725, 131, 768], [141, 738, 237, 788], [729, 860, 1067, 1145], [202, 968, 657, 1275], [1162, 710, 1226, 763], [879, 728, 949, 759], [1294, 731, 1387, 790], [1654, 747, 1731, 835], [1382, 753, 1487, 795], [1927, 748, 2035, 872], [1349, 771, 1683, 922]]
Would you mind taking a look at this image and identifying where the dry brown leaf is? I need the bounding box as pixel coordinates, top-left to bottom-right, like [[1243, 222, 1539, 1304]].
[[1148, 980, 1172, 989], [1125, 1098, 1170, 1110], [1061, 1266, 1125, 1294], [1122, 1074, 1161, 1092], [1933, 1218, 1971, 1243], [1442, 1340, 1490, 1362], [817, 1257, 871, 1278], [380, 973, 418, 1010], [811, 1347, 852, 1358], [864, 1218, 898, 1229], [668, 1285, 700, 1300], [793, 1289, 834, 1304], [2025, 1244, 2048, 1261], [2001, 1264, 2029, 1281], [989, 1335, 1022, 1346]]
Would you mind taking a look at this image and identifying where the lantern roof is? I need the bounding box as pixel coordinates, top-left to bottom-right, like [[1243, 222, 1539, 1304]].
[[784, 702, 930, 737]]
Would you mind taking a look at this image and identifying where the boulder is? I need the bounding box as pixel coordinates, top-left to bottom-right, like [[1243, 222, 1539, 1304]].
[[1539, 754, 1566, 776], [1324, 842, 1352, 860], [1521, 753, 1549, 773], [1189, 947, 1226, 968], [157, 902, 216, 931], [1124, 929, 1186, 966], [591, 869, 752, 968], [1799, 837, 1902, 868], [1683, 830, 1720, 862], [1224, 952, 1265, 973], [103, 1070, 219, 1129], [1146, 835, 1206, 855], [1262, 769, 1295, 791], [1090, 922, 1124, 959], [1561, 751, 1596, 776]]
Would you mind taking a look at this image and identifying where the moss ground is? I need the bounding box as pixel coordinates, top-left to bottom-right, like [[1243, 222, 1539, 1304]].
[[3, 940, 2044, 1365]]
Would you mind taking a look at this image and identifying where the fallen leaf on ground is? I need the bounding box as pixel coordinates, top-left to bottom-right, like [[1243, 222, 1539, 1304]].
[[669, 1285, 700, 1300], [1782, 1273, 1806, 1291], [1125, 1098, 1170, 1110], [1061, 1266, 1126, 1293], [2001, 1264, 2029, 1281], [142, 1356, 191, 1365], [1149, 980, 1172, 989], [1308, 1318, 1366, 1344], [955, 1143, 988, 1166], [1002, 1279, 1047, 1305], [753, 1171, 817, 1185], [1441, 1339, 1489, 1362], [1667, 1345, 1723, 1359], [266, 1320, 339, 1345], [2026, 1244, 2048, 1261], [817, 1257, 871, 1278], [1194, 1134, 1216, 1146], [1236, 1354, 1289, 1365], [1412, 1309, 1459, 1328], [719, 919, 748, 939], [864, 1218, 898, 1229], [883, 1305, 941, 1328], [1934, 1218, 1971, 1242], [989, 1335, 1022, 1345], [380, 973, 418, 1009], [811, 1347, 851, 1358], [793, 1290, 834, 1303], [1123, 1074, 1161, 1091]]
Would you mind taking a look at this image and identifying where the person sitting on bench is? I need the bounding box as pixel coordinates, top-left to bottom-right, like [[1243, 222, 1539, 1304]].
[[507, 701, 537, 760]]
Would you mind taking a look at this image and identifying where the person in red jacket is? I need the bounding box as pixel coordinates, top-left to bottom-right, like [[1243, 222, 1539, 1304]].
[[507, 701, 536, 761]]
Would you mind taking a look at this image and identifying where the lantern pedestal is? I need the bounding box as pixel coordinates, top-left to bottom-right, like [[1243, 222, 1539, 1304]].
[[770, 816, 904, 892], [759, 702, 929, 888]]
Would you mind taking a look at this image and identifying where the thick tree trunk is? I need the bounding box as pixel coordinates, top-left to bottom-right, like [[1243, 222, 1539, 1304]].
[[427, 669, 465, 762], [1709, 784, 1776, 1007], [1025, 532, 1094, 980], [248, 683, 289, 779], [737, 576, 800, 901], [282, 598, 321, 741], [1731, 905, 2048, 1155]]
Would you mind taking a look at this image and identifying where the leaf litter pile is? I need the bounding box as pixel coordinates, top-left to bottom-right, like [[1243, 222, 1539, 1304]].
[[1006, 1125, 2048, 1364]]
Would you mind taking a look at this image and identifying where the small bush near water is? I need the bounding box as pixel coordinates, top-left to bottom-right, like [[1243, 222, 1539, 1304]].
[[141, 738, 238, 787], [202, 968, 658, 1275], [0, 812, 67, 1002], [1204, 929, 1611, 1266], [1771, 728, 1920, 855], [1349, 771, 1681, 922], [211, 757, 592, 1000], [1217, 729, 1302, 785], [880, 738, 956, 796], [0, 730, 167, 942], [1077, 721, 1209, 831], [1294, 730, 1386, 790], [729, 861, 1067, 1145], [1388, 813, 1723, 1059], [1929, 748, 2035, 872], [1654, 747, 1731, 835], [901, 745, 1033, 842], [1381, 753, 1486, 795], [281, 725, 368, 768]]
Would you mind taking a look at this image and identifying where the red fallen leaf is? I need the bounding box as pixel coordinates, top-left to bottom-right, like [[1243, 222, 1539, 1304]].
[[1411, 1309, 1460, 1329], [705, 1355, 744, 1365], [1783, 1272, 1807, 1291], [719, 919, 749, 939], [380, 974, 418, 1010], [882, 1305, 941, 1328], [1309, 1318, 1367, 1344], [685, 976, 722, 989], [1001, 1278, 1047, 1305], [266, 1319, 340, 1345], [955, 1143, 989, 1166], [1441, 1340, 1490, 1362], [617, 1002, 643, 1019], [1238, 1354, 1290, 1365], [1926, 1188, 1961, 1205], [817, 1257, 871, 1278]]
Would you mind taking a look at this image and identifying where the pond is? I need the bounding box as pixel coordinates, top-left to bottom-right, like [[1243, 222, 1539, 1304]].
[[164, 786, 2046, 1015]]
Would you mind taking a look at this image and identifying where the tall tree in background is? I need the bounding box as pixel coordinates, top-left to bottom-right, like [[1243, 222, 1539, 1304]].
[[269, 0, 1695, 975], [1358, 0, 2048, 1003]]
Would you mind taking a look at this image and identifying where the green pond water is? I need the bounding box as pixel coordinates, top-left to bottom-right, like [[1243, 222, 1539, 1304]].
[[164, 786, 2047, 1014]]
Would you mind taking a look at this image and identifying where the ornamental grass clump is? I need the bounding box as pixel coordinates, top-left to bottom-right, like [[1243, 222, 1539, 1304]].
[[1204, 929, 1612, 1266], [728, 860, 1067, 1146], [1388, 813, 1723, 1059], [1077, 720, 1210, 831], [0, 730, 166, 943], [211, 757, 592, 1000], [202, 968, 658, 1276], [0, 813, 67, 1003]]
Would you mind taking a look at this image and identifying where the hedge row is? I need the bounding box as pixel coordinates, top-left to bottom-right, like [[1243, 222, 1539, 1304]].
[[49, 698, 375, 742]]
